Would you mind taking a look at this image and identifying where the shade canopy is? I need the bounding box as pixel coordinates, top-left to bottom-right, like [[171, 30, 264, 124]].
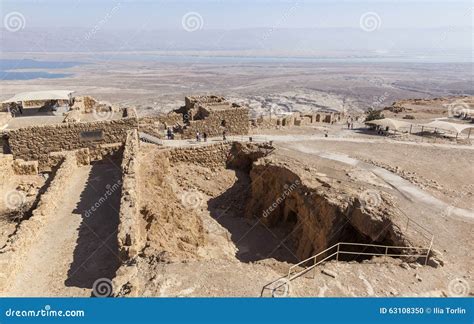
[[422, 120, 474, 134], [365, 118, 413, 130], [366, 118, 474, 135], [2, 90, 74, 104]]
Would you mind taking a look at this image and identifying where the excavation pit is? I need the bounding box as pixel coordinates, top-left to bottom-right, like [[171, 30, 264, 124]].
[[135, 141, 422, 272]]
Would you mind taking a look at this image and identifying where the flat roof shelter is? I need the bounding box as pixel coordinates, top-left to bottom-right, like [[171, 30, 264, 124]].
[[2, 90, 74, 104], [366, 118, 474, 138], [422, 120, 474, 138], [365, 118, 412, 131]]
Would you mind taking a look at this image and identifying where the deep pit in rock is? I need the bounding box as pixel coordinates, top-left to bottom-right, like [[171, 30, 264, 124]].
[[138, 142, 413, 269]]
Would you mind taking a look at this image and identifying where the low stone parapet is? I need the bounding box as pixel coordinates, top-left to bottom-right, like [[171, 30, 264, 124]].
[[0, 152, 78, 293]]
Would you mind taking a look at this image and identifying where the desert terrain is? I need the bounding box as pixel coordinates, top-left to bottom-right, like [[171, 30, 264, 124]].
[[0, 54, 472, 116], [0, 56, 472, 298]]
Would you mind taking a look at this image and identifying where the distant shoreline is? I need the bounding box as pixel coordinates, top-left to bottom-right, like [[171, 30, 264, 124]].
[[0, 54, 471, 64]]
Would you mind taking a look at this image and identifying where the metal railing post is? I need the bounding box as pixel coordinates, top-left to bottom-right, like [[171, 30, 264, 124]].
[[279, 239, 435, 292]]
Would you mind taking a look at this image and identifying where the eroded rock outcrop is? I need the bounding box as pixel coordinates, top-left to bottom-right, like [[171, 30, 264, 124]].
[[245, 157, 410, 261]]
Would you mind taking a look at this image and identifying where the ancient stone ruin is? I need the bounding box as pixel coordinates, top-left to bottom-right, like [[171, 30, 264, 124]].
[[0, 92, 446, 298]]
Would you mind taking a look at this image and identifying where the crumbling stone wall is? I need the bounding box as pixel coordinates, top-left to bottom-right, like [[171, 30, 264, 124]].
[[185, 95, 227, 110], [12, 159, 38, 175], [182, 108, 249, 139], [173, 96, 250, 139], [113, 130, 141, 296], [5, 108, 138, 169], [138, 113, 183, 138], [70, 96, 117, 114], [252, 111, 342, 129], [0, 154, 14, 182], [167, 143, 233, 169], [117, 130, 141, 261], [0, 153, 78, 293]]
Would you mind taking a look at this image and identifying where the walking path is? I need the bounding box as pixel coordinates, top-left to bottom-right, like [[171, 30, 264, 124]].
[[6, 163, 121, 297], [159, 134, 474, 151], [283, 144, 473, 221]]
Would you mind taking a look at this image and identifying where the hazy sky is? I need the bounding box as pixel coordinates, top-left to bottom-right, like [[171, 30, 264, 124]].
[[1, 0, 472, 30]]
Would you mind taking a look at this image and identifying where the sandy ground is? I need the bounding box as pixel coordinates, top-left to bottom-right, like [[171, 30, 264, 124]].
[[1, 124, 472, 296], [2, 162, 121, 297], [130, 128, 473, 297]]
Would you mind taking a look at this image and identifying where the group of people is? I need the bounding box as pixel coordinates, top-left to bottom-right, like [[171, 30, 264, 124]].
[[8, 102, 23, 117], [195, 131, 207, 142], [195, 130, 227, 142], [166, 127, 228, 142]]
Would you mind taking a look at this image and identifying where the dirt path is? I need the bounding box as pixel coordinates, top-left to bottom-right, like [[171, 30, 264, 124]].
[[159, 134, 474, 151], [284, 143, 473, 221], [6, 163, 121, 297]]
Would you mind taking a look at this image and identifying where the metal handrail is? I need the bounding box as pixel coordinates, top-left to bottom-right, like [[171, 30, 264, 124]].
[[287, 241, 432, 282]]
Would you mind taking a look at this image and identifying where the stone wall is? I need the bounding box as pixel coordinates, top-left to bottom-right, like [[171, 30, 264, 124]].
[[182, 107, 249, 139], [138, 113, 183, 139], [252, 111, 342, 129], [70, 96, 118, 114], [0, 153, 78, 293], [112, 130, 141, 297], [167, 142, 233, 169], [0, 154, 14, 183], [12, 159, 38, 175], [5, 108, 138, 169], [185, 95, 227, 111], [116, 130, 141, 260]]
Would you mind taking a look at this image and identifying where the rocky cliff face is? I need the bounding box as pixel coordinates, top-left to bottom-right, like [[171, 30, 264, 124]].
[[245, 158, 409, 261]]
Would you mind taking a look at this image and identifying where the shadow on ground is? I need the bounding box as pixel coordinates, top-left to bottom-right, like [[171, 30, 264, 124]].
[[207, 169, 298, 264], [65, 161, 121, 289]]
